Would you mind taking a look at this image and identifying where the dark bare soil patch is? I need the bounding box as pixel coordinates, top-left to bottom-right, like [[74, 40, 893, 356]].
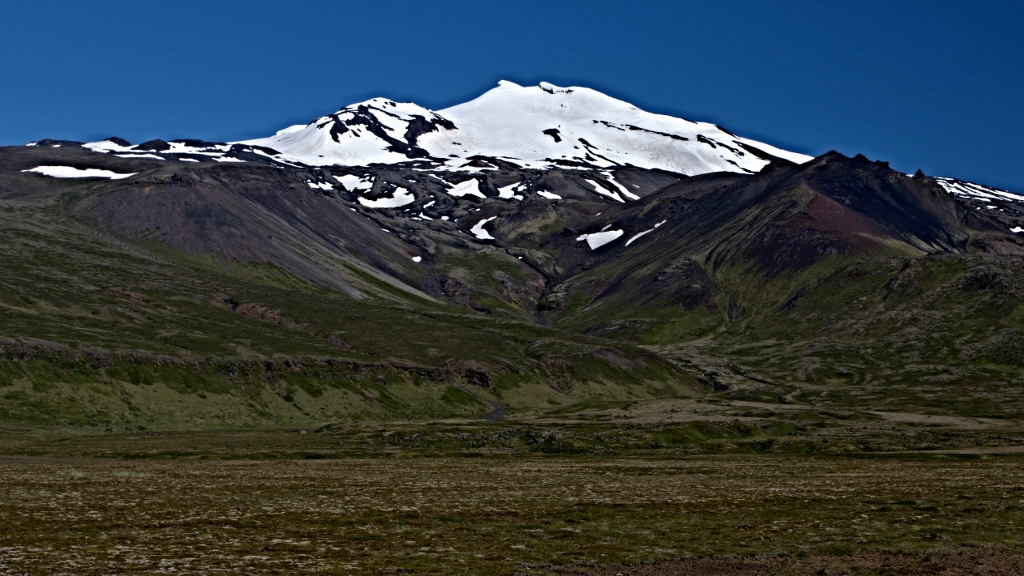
[[583, 547, 1024, 575]]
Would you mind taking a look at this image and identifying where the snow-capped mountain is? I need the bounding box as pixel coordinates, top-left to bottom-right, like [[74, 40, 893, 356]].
[[30, 80, 1023, 221], [242, 80, 813, 174]]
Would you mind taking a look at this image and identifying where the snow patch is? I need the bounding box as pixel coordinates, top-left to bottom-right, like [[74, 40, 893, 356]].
[[497, 182, 524, 200], [83, 140, 135, 153], [358, 187, 415, 208], [448, 179, 486, 198], [470, 216, 497, 240], [536, 190, 561, 200], [116, 154, 164, 160], [334, 174, 373, 192], [22, 166, 136, 180], [577, 229, 624, 250], [165, 141, 231, 155], [412, 256, 422, 263]]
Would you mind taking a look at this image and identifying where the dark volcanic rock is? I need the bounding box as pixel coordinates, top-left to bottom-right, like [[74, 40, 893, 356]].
[[135, 139, 171, 151], [32, 139, 84, 148]]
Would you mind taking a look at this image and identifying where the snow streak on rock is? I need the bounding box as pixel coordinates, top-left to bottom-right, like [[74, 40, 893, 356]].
[[625, 220, 667, 247], [937, 177, 1024, 204]]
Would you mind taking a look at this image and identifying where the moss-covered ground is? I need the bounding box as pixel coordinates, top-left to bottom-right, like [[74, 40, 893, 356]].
[[1, 429, 1022, 574]]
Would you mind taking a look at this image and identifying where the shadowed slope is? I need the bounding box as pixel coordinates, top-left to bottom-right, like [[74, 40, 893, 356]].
[[547, 152, 1023, 343]]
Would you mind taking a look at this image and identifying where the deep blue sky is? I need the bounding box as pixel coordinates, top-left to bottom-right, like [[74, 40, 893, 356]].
[[3, 1, 1022, 190]]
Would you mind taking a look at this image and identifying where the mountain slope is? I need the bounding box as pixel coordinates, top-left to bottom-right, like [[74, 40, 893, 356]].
[[543, 153, 1020, 331], [5, 83, 1024, 429], [0, 156, 701, 429]]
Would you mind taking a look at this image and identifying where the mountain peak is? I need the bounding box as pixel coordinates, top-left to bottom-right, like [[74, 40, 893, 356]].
[[538, 81, 572, 94], [241, 83, 813, 173], [493, 80, 572, 94]]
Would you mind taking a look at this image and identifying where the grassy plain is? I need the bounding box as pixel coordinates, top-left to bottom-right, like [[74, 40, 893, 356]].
[[1, 412, 1024, 575]]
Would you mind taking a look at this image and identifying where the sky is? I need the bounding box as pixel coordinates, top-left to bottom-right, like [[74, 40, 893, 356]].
[[2, 1, 1022, 190]]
